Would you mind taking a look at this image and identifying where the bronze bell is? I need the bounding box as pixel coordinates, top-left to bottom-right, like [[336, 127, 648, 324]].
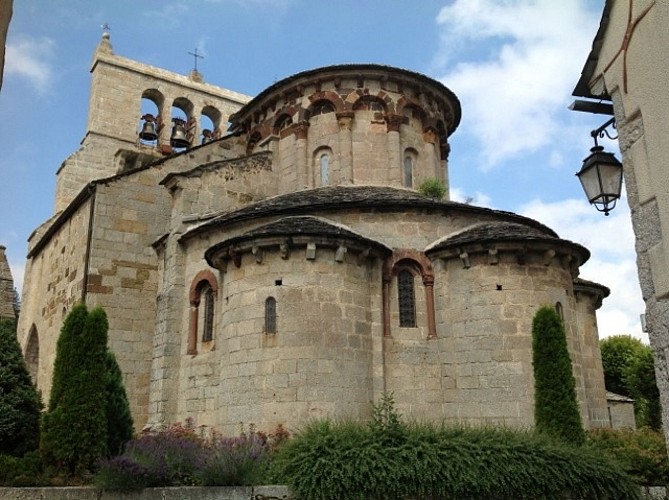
[[170, 120, 190, 149], [139, 121, 158, 142], [201, 129, 213, 144]]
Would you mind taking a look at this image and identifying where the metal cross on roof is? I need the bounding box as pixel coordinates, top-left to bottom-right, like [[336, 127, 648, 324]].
[[188, 48, 204, 72], [101, 23, 111, 35]]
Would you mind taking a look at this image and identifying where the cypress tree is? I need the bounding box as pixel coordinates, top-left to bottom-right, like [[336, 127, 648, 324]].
[[41, 305, 109, 475], [0, 318, 41, 456], [104, 350, 134, 456], [532, 305, 585, 445]]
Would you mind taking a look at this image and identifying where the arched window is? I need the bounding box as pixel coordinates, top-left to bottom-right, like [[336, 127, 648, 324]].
[[201, 105, 222, 144], [403, 155, 413, 188], [398, 270, 416, 327], [188, 270, 219, 355], [265, 296, 277, 334], [320, 153, 330, 186], [310, 100, 335, 117], [202, 284, 215, 342]]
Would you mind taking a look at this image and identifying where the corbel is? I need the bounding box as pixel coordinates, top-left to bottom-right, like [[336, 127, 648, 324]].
[[279, 239, 291, 260], [542, 249, 556, 266], [335, 245, 347, 263], [487, 247, 499, 265], [252, 245, 263, 264], [306, 242, 317, 260], [459, 249, 470, 269]]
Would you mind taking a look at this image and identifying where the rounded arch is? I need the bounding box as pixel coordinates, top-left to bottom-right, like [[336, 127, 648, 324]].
[[403, 148, 418, 188], [273, 113, 294, 135], [189, 269, 219, 306], [306, 99, 336, 120], [382, 249, 436, 339], [352, 94, 388, 113], [141, 88, 165, 111], [313, 146, 333, 187], [201, 105, 222, 142], [383, 249, 434, 284], [24, 324, 39, 383], [188, 270, 219, 355], [397, 97, 427, 123]]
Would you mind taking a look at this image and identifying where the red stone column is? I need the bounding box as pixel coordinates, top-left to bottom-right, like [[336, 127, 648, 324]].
[[187, 304, 198, 354], [423, 275, 437, 339], [337, 112, 354, 184]]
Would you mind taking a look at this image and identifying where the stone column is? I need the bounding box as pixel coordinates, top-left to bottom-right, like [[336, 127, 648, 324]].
[[440, 141, 451, 199], [148, 237, 185, 426], [382, 277, 391, 337], [423, 275, 437, 339], [385, 114, 403, 184], [423, 128, 440, 179], [187, 304, 198, 355], [337, 111, 354, 184], [294, 121, 310, 188]]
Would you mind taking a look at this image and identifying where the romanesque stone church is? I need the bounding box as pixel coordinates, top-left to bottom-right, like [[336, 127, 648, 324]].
[[16, 33, 611, 434]]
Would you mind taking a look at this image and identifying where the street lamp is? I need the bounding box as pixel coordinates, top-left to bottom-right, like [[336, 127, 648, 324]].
[[575, 117, 623, 216]]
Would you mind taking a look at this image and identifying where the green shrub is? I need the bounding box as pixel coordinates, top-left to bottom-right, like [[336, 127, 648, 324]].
[[0, 451, 48, 486], [418, 177, 447, 199], [270, 419, 639, 499], [105, 350, 134, 456], [587, 427, 669, 486], [41, 304, 109, 476], [0, 318, 42, 457], [532, 305, 585, 445]]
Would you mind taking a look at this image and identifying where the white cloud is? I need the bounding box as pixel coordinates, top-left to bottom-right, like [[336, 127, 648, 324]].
[[450, 186, 494, 208], [5, 35, 55, 94], [518, 196, 646, 342], [434, 0, 599, 167]]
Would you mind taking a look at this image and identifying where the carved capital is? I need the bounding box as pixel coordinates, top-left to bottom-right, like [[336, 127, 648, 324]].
[[294, 121, 310, 140], [384, 113, 404, 132], [336, 111, 354, 130]]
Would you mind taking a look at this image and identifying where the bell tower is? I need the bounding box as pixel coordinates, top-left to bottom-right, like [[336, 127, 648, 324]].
[[54, 30, 251, 212]]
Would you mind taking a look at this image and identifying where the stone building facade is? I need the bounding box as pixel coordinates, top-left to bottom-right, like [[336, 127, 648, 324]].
[[572, 0, 669, 440], [18, 34, 612, 434]]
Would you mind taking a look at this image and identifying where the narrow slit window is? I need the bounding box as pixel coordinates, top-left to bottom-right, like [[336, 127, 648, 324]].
[[403, 156, 413, 188], [265, 296, 277, 334], [398, 270, 416, 327], [320, 153, 330, 186], [202, 285, 215, 342]]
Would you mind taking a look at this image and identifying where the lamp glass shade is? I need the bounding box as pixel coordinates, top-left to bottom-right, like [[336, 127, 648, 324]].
[[576, 147, 623, 214]]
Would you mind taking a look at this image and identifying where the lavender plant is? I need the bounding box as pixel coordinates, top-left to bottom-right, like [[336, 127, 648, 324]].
[[94, 420, 281, 491]]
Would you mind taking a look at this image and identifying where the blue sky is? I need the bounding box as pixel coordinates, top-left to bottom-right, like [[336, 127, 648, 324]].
[[0, 0, 645, 341]]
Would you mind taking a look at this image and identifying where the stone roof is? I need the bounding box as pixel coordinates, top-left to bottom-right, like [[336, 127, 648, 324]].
[[205, 216, 391, 266], [425, 221, 590, 264], [181, 186, 556, 242], [428, 222, 556, 249], [573, 277, 611, 298]]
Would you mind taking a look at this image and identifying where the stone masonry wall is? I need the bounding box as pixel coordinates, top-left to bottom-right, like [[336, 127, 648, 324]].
[[574, 289, 609, 428], [157, 207, 606, 432], [176, 240, 376, 434], [17, 198, 92, 397]]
